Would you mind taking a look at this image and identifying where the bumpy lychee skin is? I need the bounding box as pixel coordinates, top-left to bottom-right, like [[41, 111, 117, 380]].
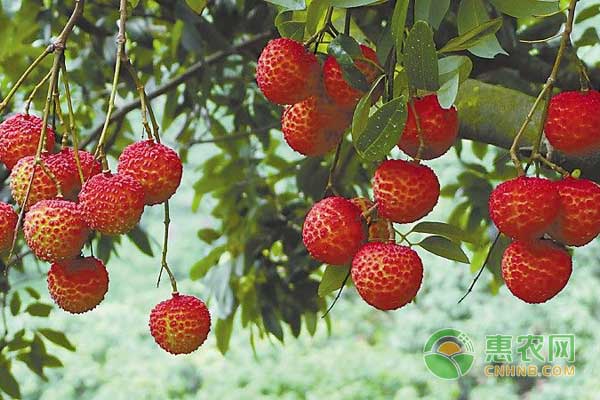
[[51, 148, 102, 198], [10, 154, 76, 210], [281, 96, 351, 156], [350, 197, 392, 242], [351, 242, 423, 310], [548, 177, 600, 246], [373, 160, 440, 223], [398, 94, 459, 160], [0, 113, 55, 169], [47, 257, 109, 314], [323, 45, 381, 110], [488, 177, 559, 241], [502, 240, 572, 304], [117, 140, 183, 205], [545, 90, 600, 155], [78, 172, 145, 235], [149, 293, 211, 355], [0, 202, 17, 253], [302, 196, 367, 265], [23, 199, 89, 263], [256, 38, 320, 105]]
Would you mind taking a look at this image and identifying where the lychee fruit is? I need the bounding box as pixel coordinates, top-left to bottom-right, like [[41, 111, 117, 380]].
[[0, 113, 55, 169], [373, 159, 440, 223], [501, 240, 572, 304], [548, 177, 600, 246], [117, 140, 183, 205], [47, 256, 109, 313], [351, 197, 392, 242], [78, 172, 145, 235], [0, 202, 17, 253], [51, 148, 102, 197], [256, 38, 321, 105], [281, 95, 351, 156], [545, 90, 600, 155], [302, 196, 366, 265], [23, 199, 89, 263], [398, 94, 459, 160], [351, 242, 423, 310], [149, 293, 211, 355], [323, 44, 381, 110], [10, 154, 76, 210], [488, 176, 559, 241]]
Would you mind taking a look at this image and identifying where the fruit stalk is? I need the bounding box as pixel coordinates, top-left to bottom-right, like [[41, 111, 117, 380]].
[[509, 0, 579, 174], [60, 61, 85, 185]]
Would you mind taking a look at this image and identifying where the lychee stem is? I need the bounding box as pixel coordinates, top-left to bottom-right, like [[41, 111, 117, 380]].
[[322, 269, 351, 318], [324, 139, 343, 196], [157, 201, 178, 293], [24, 71, 51, 115], [457, 232, 501, 304], [61, 60, 86, 185]]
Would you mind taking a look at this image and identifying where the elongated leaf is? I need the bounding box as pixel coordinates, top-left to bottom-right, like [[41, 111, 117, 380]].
[[328, 34, 369, 91], [10, 292, 20, 316], [186, 0, 207, 13], [262, 306, 284, 342], [0, 368, 21, 399], [264, 0, 306, 11], [437, 56, 473, 108], [305, 312, 317, 336], [190, 245, 227, 280], [576, 5, 600, 23], [418, 235, 470, 263], [126, 226, 154, 257], [391, 0, 410, 62], [38, 329, 76, 352], [26, 303, 52, 317], [404, 21, 439, 91], [489, 0, 559, 18], [278, 21, 305, 41], [415, 0, 451, 29], [215, 314, 234, 355], [440, 18, 503, 53], [412, 221, 477, 243], [457, 0, 507, 59], [351, 75, 385, 141], [318, 265, 350, 297], [305, 0, 329, 36], [353, 96, 407, 161], [329, 0, 382, 8]]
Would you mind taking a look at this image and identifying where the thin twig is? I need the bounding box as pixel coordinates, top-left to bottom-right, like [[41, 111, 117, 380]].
[[322, 269, 351, 318], [457, 232, 501, 304]]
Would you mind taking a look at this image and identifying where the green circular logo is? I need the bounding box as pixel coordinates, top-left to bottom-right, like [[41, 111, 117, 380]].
[[423, 328, 475, 380]]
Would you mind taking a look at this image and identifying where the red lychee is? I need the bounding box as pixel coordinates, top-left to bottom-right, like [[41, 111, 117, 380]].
[[323, 45, 381, 110], [23, 199, 89, 263], [10, 154, 76, 210], [281, 95, 351, 156], [47, 256, 109, 313], [0, 113, 55, 170], [149, 293, 211, 355], [502, 240, 572, 304], [78, 172, 145, 235], [51, 148, 102, 198], [302, 196, 367, 265], [350, 197, 392, 242], [548, 177, 600, 246], [372, 159, 440, 223], [0, 202, 17, 253], [351, 242, 423, 310], [545, 90, 600, 155], [488, 176, 559, 241], [256, 38, 321, 105], [117, 140, 183, 205], [398, 94, 459, 160]]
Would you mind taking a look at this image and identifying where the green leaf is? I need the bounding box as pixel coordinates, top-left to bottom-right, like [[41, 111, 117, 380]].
[[42, 355, 63, 368], [415, 0, 451, 29], [329, 0, 383, 8], [437, 55, 473, 108], [489, 0, 559, 18], [185, 0, 207, 13], [457, 0, 507, 59], [575, 5, 600, 23], [404, 21, 439, 91], [25, 303, 52, 317], [215, 314, 234, 355], [264, 0, 306, 11], [412, 221, 477, 244], [305, 312, 317, 336], [190, 245, 227, 280], [9, 292, 20, 316], [197, 228, 221, 244], [0, 367, 20, 399], [328, 34, 370, 92], [278, 21, 305, 41], [391, 0, 410, 61], [262, 307, 284, 342], [417, 235, 470, 263], [126, 226, 154, 257], [305, 0, 329, 36], [352, 75, 385, 141], [353, 96, 407, 161], [318, 265, 350, 297], [440, 18, 503, 54], [37, 329, 76, 352], [25, 287, 40, 300]]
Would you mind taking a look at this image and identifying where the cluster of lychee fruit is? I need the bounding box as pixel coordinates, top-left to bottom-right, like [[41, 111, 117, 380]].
[[0, 113, 210, 354], [256, 38, 462, 311], [488, 89, 600, 304]]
